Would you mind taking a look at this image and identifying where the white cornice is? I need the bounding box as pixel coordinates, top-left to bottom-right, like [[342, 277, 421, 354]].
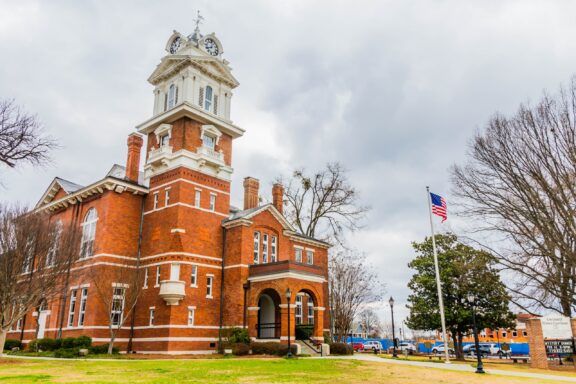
[[35, 178, 148, 213], [136, 101, 244, 139], [248, 271, 327, 284]]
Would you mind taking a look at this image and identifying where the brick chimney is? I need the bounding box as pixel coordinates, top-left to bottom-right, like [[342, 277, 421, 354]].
[[243, 177, 260, 210], [126, 133, 143, 183], [272, 183, 284, 215]]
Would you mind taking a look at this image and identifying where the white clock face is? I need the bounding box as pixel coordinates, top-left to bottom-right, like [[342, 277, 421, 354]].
[[204, 38, 219, 56], [169, 37, 181, 54]]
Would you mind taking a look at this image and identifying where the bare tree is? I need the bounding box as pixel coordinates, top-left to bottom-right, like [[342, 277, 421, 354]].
[[452, 77, 576, 316], [358, 308, 381, 338], [329, 250, 385, 342], [0, 99, 57, 168], [85, 260, 142, 354], [279, 163, 369, 244], [0, 205, 77, 355]]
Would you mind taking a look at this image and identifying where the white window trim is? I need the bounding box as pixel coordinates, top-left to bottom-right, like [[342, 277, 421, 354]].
[[187, 306, 196, 326], [271, 236, 277, 263], [165, 189, 170, 207], [200, 125, 222, 145], [78, 288, 88, 327], [149, 307, 155, 327], [153, 123, 173, 145], [253, 232, 260, 264], [209, 193, 216, 212], [306, 249, 314, 265], [143, 267, 148, 289], [67, 289, 77, 327], [191, 265, 198, 287], [262, 234, 268, 264], [206, 276, 213, 299], [153, 192, 159, 210], [295, 248, 303, 263], [194, 189, 201, 208], [155, 266, 161, 287]]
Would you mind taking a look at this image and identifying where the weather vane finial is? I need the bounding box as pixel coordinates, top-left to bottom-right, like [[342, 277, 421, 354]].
[[193, 10, 204, 34]]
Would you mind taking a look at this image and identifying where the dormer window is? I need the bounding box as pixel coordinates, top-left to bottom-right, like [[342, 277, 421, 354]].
[[204, 86, 213, 112]]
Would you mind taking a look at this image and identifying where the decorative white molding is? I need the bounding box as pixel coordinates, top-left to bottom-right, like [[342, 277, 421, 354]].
[[144, 201, 228, 218], [248, 271, 327, 284], [170, 228, 186, 234], [247, 306, 260, 311]]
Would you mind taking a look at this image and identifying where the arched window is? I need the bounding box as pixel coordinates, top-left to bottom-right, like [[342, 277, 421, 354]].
[[80, 209, 97, 259], [204, 86, 213, 112], [167, 83, 178, 109]]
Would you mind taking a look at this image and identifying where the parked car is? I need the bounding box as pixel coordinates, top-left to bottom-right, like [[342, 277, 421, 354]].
[[480, 343, 511, 357], [363, 341, 383, 351], [463, 344, 491, 357], [431, 343, 454, 355], [398, 342, 417, 355], [352, 342, 365, 352]]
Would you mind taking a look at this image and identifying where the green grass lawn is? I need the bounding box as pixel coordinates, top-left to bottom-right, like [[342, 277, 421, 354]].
[[0, 356, 574, 384]]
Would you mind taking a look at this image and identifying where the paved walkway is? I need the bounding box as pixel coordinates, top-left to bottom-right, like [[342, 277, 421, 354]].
[[328, 354, 576, 382]]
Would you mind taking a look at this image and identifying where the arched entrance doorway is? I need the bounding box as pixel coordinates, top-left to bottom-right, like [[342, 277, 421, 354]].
[[257, 289, 281, 339], [295, 291, 317, 341]]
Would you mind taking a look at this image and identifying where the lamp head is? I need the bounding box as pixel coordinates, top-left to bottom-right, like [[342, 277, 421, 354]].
[[285, 287, 292, 299], [389, 296, 395, 307], [467, 294, 475, 304]]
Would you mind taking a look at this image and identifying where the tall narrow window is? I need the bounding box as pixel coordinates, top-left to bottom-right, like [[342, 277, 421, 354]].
[[209, 194, 216, 211], [22, 245, 32, 273], [271, 236, 277, 262], [262, 234, 269, 263], [80, 208, 97, 259], [191, 265, 198, 287], [253, 232, 260, 264], [155, 266, 161, 286], [306, 250, 314, 265], [111, 287, 125, 326], [295, 295, 302, 325], [15, 318, 22, 331], [198, 87, 205, 107], [167, 84, 178, 109], [67, 289, 77, 327], [206, 276, 213, 298], [195, 190, 201, 207], [159, 134, 169, 147], [202, 134, 215, 149], [47, 220, 63, 267], [295, 248, 303, 263], [153, 193, 159, 210], [149, 308, 155, 326], [143, 267, 148, 288], [204, 86, 213, 111], [78, 288, 88, 327], [307, 298, 314, 325], [170, 263, 180, 281], [165, 189, 170, 207], [188, 307, 195, 326]]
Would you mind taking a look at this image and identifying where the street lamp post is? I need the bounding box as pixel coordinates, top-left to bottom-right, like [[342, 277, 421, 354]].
[[467, 294, 485, 374], [286, 288, 293, 358], [389, 297, 397, 358]]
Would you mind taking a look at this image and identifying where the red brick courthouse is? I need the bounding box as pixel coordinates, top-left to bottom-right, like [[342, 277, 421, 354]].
[[8, 28, 330, 354]]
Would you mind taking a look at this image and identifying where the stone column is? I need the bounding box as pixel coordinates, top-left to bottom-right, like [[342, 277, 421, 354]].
[[526, 318, 548, 369], [247, 307, 259, 339]]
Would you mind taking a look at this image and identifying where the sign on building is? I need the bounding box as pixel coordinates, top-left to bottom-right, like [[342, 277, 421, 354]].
[[540, 315, 573, 340], [544, 339, 574, 356]]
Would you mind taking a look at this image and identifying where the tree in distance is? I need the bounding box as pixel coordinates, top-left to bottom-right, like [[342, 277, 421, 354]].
[[405, 233, 515, 359], [452, 77, 576, 316]]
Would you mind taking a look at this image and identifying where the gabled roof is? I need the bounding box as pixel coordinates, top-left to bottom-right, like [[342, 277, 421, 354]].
[[223, 204, 295, 231], [35, 177, 84, 209]]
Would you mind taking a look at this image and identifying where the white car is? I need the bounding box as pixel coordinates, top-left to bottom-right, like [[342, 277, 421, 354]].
[[431, 343, 454, 355], [398, 342, 417, 354], [480, 343, 511, 357], [363, 341, 383, 351]]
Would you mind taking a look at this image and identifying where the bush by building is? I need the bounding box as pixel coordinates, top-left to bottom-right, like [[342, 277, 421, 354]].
[[3, 339, 22, 350], [329, 342, 354, 355]]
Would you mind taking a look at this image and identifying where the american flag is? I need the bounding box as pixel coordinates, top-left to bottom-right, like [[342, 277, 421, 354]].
[[430, 192, 447, 222]]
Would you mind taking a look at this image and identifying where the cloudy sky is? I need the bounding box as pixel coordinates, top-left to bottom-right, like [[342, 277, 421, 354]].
[[2, 0, 576, 333]]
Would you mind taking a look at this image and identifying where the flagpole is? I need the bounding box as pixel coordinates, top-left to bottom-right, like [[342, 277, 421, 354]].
[[426, 186, 450, 364]]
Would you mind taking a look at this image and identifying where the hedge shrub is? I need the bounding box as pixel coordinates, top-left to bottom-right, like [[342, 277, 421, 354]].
[[61, 337, 76, 349], [226, 328, 250, 345], [73, 336, 92, 348], [329, 342, 354, 355], [89, 344, 119, 354], [3, 339, 22, 350], [54, 348, 80, 359], [37, 338, 59, 351], [250, 341, 297, 356], [232, 343, 250, 356]]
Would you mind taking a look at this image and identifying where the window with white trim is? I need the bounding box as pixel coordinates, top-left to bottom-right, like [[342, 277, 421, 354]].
[[155, 266, 161, 286], [271, 236, 277, 262], [78, 288, 88, 327], [306, 250, 314, 265], [15, 318, 22, 331], [149, 308, 155, 326], [143, 268, 148, 289], [111, 287, 125, 326], [153, 193, 159, 210], [295, 248, 303, 263], [191, 265, 197, 287], [47, 220, 63, 267], [204, 85, 213, 112], [307, 298, 314, 325], [188, 307, 195, 326], [253, 232, 260, 264], [80, 208, 97, 259], [167, 83, 178, 109], [206, 276, 213, 298], [262, 234, 268, 263], [202, 133, 216, 150], [67, 289, 77, 327], [195, 190, 201, 207], [159, 133, 170, 147], [165, 189, 170, 207], [209, 194, 216, 211], [295, 295, 302, 325], [501, 331, 507, 338], [170, 263, 180, 281]]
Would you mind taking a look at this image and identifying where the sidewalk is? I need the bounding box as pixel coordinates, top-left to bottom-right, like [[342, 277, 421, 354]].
[[327, 354, 576, 383]]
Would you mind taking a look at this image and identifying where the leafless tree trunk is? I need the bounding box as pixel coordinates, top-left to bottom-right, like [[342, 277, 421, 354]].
[[329, 250, 385, 342], [0, 204, 78, 356], [85, 260, 142, 354], [452, 77, 576, 316], [0, 99, 56, 168], [279, 163, 369, 245]]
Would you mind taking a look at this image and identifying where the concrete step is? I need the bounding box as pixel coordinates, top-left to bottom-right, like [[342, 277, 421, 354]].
[[296, 341, 321, 356]]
